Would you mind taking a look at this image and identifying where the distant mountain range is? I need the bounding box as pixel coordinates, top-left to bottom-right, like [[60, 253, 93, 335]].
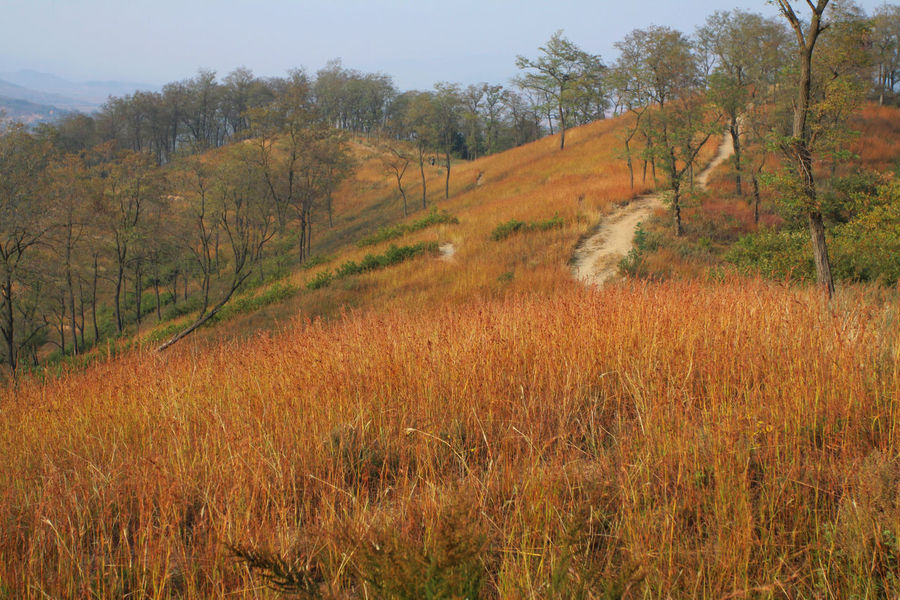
[[0, 94, 69, 124], [0, 69, 156, 123]]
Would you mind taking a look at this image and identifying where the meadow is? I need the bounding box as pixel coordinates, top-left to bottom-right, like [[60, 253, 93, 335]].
[[2, 109, 899, 598], [2, 278, 898, 598]]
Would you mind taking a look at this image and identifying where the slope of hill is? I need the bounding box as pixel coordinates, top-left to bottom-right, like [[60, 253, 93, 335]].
[[153, 115, 684, 347], [1, 112, 899, 598], [0, 94, 69, 123], [0, 70, 156, 113]]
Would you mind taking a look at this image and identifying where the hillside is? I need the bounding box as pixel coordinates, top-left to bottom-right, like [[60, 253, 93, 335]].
[[2, 110, 899, 599], [0, 70, 153, 111], [0, 94, 69, 123], [148, 114, 686, 348]]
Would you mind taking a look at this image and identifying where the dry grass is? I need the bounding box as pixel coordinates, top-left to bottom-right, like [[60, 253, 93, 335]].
[[851, 105, 900, 171], [4, 110, 899, 598], [168, 115, 648, 343], [2, 278, 898, 598]]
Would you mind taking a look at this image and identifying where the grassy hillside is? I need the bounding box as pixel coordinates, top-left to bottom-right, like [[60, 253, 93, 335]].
[[3, 280, 898, 598], [141, 114, 670, 348], [2, 112, 899, 598]]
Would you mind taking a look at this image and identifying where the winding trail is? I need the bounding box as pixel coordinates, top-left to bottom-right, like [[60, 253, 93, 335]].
[[571, 131, 735, 287]]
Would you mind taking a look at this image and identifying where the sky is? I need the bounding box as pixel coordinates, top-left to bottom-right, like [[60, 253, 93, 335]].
[[0, 0, 891, 91]]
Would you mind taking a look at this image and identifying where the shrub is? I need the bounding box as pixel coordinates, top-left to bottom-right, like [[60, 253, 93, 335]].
[[491, 219, 526, 241], [301, 254, 334, 270], [213, 283, 298, 322], [306, 243, 441, 291], [492, 216, 564, 241], [358, 209, 459, 247], [306, 270, 334, 291], [725, 229, 814, 280]]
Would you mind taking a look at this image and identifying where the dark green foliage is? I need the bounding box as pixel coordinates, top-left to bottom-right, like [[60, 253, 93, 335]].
[[147, 283, 298, 343], [306, 270, 334, 291], [162, 296, 204, 321], [301, 254, 334, 270], [211, 282, 298, 323], [491, 216, 564, 241], [619, 223, 662, 277], [727, 174, 900, 284], [358, 209, 459, 247], [310, 242, 440, 290], [491, 219, 526, 241], [356, 496, 490, 600], [227, 543, 325, 598], [725, 229, 814, 280]]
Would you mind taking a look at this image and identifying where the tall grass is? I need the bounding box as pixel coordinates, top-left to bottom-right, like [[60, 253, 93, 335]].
[[2, 278, 898, 598]]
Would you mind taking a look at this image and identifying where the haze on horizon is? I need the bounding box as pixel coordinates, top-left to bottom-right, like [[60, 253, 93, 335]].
[[1, 0, 891, 91]]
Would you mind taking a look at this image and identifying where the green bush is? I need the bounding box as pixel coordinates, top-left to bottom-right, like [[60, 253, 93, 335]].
[[162, 295, 203, 321], [336, 260, 363, 278], [725, 229, 814, 280], [301, 254, 333, 270], [492, 216, 564, 241], [306, 242, 440, 291], [358, 209, 459, 247], [306, 270, 334, 290], [214, 283, 298, 322], [491, 219, 526, 241], [619, 222, 657, 277]]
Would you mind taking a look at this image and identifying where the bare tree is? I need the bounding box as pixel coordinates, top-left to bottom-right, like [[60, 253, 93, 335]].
[[157, 146, 276, 351], [773, 0, 835, 298], [0, 124, 52, 371]]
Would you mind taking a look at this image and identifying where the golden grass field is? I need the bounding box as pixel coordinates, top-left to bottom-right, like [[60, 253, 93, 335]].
[[2, 111, 899, 598]]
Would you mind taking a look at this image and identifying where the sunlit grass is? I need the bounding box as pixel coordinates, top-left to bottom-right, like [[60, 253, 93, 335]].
[[4, 108, 900, 598], [2, 279, 898, 597]]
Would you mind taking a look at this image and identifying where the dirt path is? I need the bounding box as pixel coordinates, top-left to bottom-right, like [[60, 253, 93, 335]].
[[571, 131, 735, 287], [439, 242, 456, 261]]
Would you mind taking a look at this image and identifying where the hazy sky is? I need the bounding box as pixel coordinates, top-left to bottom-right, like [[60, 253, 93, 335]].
[[0, 0, 890, 90]]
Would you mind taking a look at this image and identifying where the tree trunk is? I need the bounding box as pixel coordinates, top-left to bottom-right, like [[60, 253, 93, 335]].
[[134, 262, 143, 326], [808, 211, 835, 297], [77, 280, 86, 349], [2, 275, 15, 371], [114, 264, 124, 333], [66, 259, 78, 356], [91, 255, 100, 343], [299, 213, 307, 263], [752, 173, 761, 224], [789, 11, 835, 298], [625, 138, 634, 190], [559, 102, 566, 150], [57, 298, 65, 352], [157, 273, 248, 352], [730, 118, 742, 196], [444, 152, 451, 199], [327, 193, 334, 228], [155, 277, 162, 321], [673, 183, 683, 237], [396, 173, 408, 217], [419, 148, 427, 210], [171, 268, 179, 306]]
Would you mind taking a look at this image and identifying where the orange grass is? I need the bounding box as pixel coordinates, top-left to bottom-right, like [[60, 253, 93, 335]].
[[851, 104, 900, 171], [171, 115, 648, 343], [2, 278, 899, 598]]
